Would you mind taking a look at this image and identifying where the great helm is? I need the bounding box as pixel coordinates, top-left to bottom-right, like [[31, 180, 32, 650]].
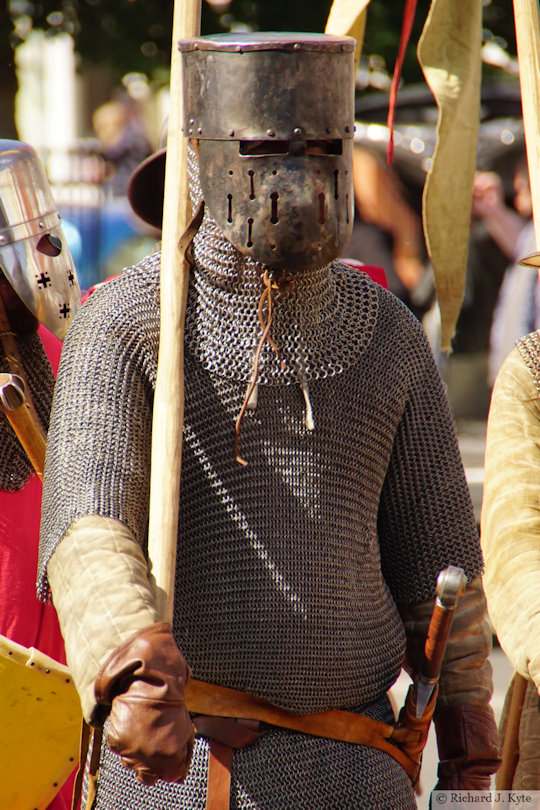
[[178, 33, 356, 272], [0, 140, 80, 340]]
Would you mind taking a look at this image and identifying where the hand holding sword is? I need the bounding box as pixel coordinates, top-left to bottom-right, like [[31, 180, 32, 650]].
[[391, 565, 467, 783]]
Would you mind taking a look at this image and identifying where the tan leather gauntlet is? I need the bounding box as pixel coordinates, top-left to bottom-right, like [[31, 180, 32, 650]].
[[400, 577, 494, 710], [434, 703, 501, 790], [95, 622, 195, 786], [400, 578, 500, 789]]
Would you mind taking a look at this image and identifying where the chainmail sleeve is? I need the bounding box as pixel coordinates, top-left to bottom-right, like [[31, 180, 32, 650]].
[[37, 254, 160, 600], [376, 295, 483, 607]]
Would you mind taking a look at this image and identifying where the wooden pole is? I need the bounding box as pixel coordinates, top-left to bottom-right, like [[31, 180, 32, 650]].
[[496, 672, 528, 790], [147, 0, 202, 624], [325, 0, 370, 70], [513, 0, 540, 251]]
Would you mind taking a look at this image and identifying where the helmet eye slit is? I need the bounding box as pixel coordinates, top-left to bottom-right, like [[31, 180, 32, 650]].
[[238, 139, 342, 157], [306, 139, 342, 156], [240, 141, 289, 157]]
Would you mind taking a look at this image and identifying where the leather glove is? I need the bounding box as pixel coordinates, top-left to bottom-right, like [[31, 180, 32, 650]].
[[94, 621, 195, 786], [434, 703, 501, 790]]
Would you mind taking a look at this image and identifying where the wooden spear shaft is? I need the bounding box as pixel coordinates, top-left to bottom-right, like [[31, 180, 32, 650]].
[[514, 0, 540, 250], [147, 0, 202, 624]]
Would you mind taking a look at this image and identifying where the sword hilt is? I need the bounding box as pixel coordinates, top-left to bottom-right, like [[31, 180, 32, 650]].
[[422, 565, 466, 680], [414, 565, 467, 717], [0, 372, 47, 480]]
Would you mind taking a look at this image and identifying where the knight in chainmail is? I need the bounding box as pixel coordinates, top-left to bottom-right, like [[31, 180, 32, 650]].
[[0, 139, 81, 810], [39, 34, 499, 809], [0, 139, 80, 490]]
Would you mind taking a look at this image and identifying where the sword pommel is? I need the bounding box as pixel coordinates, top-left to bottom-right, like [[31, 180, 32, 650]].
[[435, 565, 467, 609], [414, 565, 467, 718], [0, 372, 26, 410]]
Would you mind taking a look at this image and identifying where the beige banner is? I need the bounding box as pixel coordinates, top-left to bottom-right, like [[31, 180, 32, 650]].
[[327, 0, 482, 352], [418, 0, 482, 351]]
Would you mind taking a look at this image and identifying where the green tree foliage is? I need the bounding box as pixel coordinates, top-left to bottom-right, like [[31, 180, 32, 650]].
[[6, 0, 518, 87], [7, 1, 211, 82]]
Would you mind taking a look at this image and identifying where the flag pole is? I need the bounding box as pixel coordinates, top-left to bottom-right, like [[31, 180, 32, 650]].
[[513, 0, 540, 251], [324, 0, 370, 67], [147, 0, 202, 624]]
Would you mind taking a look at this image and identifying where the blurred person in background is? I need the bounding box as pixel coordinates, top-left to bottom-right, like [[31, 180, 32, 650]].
[[342, 145, 431, 322], [471, 153, 536, 386], [92, 96, 153, 279], [92, 97, 152, 199]]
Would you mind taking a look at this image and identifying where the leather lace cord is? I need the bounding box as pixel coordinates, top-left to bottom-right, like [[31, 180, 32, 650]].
[[234, 270, 289, 466]]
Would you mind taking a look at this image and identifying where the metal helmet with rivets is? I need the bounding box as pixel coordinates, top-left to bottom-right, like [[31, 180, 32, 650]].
[[0, 140, 80, 339], [178, 33, 356, 272]]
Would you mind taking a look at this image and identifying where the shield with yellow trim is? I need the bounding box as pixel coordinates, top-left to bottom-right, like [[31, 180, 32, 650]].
[[0, 634, 82, 809]]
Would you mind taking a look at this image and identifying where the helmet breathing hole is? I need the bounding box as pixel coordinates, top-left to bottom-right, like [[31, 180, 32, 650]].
[[318, 194, 326, 225], [334, 170, 339, 200], [227, 194, 233, 223], [270, 192, 279, 224], [248, 170, 255, 200], [346, 195, 350, 225], [247, 218, 254, 248]]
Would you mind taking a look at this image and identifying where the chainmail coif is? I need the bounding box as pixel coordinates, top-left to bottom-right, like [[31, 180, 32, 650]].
[[39, 182, 483, 808], [186, 139, 379, 390], [517, 329, 540, 389]]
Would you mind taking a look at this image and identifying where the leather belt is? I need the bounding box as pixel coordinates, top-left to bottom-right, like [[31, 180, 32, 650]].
[[186, 679, 435, 810]]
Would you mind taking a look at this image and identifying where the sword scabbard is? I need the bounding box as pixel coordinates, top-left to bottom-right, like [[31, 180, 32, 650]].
[[422, 600, 457, 681], [400, 566, 467, 728]]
